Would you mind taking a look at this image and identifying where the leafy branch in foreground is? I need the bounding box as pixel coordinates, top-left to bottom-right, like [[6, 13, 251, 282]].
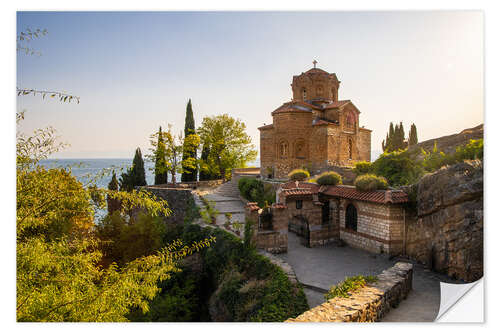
[[16, 89, 80, 104], [17, 27, 48, 56]]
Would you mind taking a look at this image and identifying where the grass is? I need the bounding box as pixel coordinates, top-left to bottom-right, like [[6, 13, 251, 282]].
[[324, 275, 378, 300]]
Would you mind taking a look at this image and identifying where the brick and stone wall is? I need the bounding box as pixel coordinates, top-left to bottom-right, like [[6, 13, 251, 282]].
[[339, 200, 404, 255], [286, 262, 413, 322], [245, 202, 289, 254]]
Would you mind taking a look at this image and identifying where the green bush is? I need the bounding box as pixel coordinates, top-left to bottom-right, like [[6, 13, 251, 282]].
[[315, 171, 342, 185], [353, 161, 374, 175], [288, 168, 310, 181], [238, 177, 275, 208], [454, 138, 483, 161], [324, 275, 378, 300], [354, 174, 388, 191], [372, 150, 423, 186]]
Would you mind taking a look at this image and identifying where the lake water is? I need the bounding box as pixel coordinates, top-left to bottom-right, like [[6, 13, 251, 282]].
[[38, 158, 260, 189]]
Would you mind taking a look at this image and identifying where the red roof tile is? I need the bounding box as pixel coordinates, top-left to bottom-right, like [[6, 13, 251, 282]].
[[323, 100, 351, 109], [280, 182, 408, 204], [258, 124, 274, 130]]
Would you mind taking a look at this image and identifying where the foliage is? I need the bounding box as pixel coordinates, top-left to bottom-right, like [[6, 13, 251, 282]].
[[106, 171, 121, 214], [197, 114, 257, 181], [324, 275, 378, 300], [382, 121, 407, 152], [372, 150, 423, 186], [408, 123, 418, 146], [181, 99, 198, 182], [16, 116, 215, 322], [17, 29, 79, 103], [354, 174, 389, 191], [199, 197, 219, 224], [353, 161, 374, 175], [315, 171, 342, 185], [238, 177, 275, 207], [243, 218, 255, 249], [288, 168, 310, 181], [454, 138, 483, 161], [198, 145, 212, 180], [152, 126, 168, 185], [119, 148, 147, 191]]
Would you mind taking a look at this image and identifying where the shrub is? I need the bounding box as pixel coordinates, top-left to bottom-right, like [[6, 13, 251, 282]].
[[354, 174, 388, 191], [288, 168, 310, 181], [353, 161, 374, 175], [315, 171, 342, 185], [324, 275, 378, 300], [238, 177, 275, 208], [372, 150, 423, 186], [454, 138, 483, 161]]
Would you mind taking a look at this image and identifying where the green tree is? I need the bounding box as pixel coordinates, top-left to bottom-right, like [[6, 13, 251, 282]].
[[107, 171, 121, 215], [152, 126, 168, 185], [181, 99, 198, 182], [198, 145, 211, 181], [409, 123, 418, 146], [197, 114, 257, 180], [120, 148, 147, 191]]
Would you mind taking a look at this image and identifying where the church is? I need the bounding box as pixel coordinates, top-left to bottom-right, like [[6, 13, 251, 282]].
[[259, 63, 372, 179]]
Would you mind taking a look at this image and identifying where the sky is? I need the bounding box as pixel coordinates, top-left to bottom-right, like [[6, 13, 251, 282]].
[[16, 11, 483, 159]]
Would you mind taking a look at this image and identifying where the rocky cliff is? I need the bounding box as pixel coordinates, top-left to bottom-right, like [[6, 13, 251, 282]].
[[405, 160, 483, 282], [409, 124, 483, 156]]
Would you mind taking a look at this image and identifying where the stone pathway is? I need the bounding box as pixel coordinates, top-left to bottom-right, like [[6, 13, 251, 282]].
[[193, 181, 246, 237], [277, 232, 463, 322]]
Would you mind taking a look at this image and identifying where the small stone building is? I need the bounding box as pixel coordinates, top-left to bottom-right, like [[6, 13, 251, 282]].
[[245, 181, 408, 255], [259, 63, 372, 179]]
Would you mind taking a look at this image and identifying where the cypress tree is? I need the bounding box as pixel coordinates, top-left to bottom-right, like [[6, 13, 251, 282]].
[[387, 122, 395, 152], [106, 170, 121, 214], [397, 122, 405, 150], [119, 148, 147, 191], [181, 99, 198, 182], [409, 123, 418, 146], [154, 126, 168, 185]]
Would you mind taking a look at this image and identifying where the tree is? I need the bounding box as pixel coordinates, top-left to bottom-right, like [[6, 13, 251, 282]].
[[16, 116, 215, 321], [120, 148, 147, 191], [153, 126, 168, 185], [409, 123, 418, 146], [107, 171, 121, 215], [181, 99, 198, 182], [197, 114, 257, 180], [382, 121, 406, 152], [198, 145, 211, 181]]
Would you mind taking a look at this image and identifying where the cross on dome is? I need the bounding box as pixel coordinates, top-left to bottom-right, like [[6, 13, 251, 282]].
[[312, 60, 317, 68]]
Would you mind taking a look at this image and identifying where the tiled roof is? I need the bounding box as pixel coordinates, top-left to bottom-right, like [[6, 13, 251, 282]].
[[323, 100, 351, 109], [304, 67, 330, 75], [320, 185, 408, 204], [258, 124, 274, 130], [280, 182, 408, 204], [272, 203, 287, 209], [312, 119, 337, 126]]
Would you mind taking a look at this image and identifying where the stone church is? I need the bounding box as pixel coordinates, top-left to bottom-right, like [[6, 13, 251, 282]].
[[259, 63, 372, 179]]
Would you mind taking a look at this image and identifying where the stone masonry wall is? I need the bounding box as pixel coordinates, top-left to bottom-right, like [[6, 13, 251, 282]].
[[339, 201, 404, 255], [286, 262, 413, 322], [141, 186, 194, 225]]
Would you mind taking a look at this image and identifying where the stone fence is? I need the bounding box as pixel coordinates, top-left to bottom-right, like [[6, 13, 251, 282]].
[[286, 262, 413, 322], [143, 179, 224, 189]]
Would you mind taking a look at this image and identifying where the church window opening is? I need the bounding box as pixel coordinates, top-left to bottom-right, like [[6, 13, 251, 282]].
[[346, 112, 356, 130], [322, 201, 330, 225], [302, 88, 307, 101], [295, 139, 306, 159], [279, 141, 289, 159], [316, 85, 323, 96], [345, 203, 357, 231], [296, 200, 303, 210]]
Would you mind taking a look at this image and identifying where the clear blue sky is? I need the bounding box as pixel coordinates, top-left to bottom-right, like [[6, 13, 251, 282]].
[[16, 11, 483, 159]]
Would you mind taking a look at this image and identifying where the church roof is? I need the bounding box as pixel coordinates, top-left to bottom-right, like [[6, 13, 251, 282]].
[[304, 67, 330, 75], [323, 100, 351, 109], [258, 123, 274, 130], [312, 118, 338, 126], [271, 101, 321, 115], [280, 182, 408, 204]]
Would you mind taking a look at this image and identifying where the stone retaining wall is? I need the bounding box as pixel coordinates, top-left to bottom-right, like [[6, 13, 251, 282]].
[[286, 262, 413, 322], [141, 187, 194, 224]]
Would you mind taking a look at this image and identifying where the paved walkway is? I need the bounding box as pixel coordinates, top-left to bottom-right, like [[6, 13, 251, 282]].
[[193, 181, 246, 237], [277, 232, 462, 322]]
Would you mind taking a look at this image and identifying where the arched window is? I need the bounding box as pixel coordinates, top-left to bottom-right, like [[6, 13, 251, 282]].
[[316, 85, 323, 96], [302, 88, 307, 101], [345, 204, 357, 231], [279, 140, 289, 159], [346, 112, 356, 130], [295, 139, 306, 159]]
